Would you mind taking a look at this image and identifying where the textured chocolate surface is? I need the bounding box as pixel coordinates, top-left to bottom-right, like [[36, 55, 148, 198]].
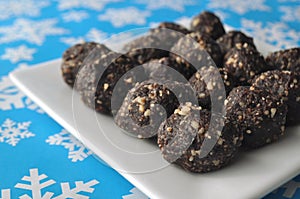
[[170, 32, 222, 69], [223, 43, 269, 85], [226, 86, 288, 149], [252, 70, 300, 126], [75, 52, 138, 115], [61, 42, 111, 87], [189, 66, 234, 109], [158, 103, 242, 173], [216, 30, 256, 55], [190, 11, 225, 40], [154, 22, 191, 35], [265, 47, 300, 72]]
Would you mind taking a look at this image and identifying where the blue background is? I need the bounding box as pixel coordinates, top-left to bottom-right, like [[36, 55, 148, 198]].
[[0, 0, 299, 198]]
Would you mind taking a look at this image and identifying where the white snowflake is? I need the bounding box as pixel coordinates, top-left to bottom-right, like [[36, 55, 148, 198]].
[[12, 168, 99, 199], [207, 0, 270, 14], [104, 32, 135, 52], [98, 7, 151, 27], [56, 0, 122, 11], [62, 10, 89, 23], [60, 37, 85, 46], [278, 180, 300, 198], [46, 129, 93, 162], [0, 76, 44, 113], [1, 45, 36, 64], [0, 189, 10, 199], [60, 28, 108, 46], [0, 18, 68, 45], [279, 6, 300, 22], [0, 0, 49, 20], [135, 0, 196, 12], [85, 28, 108, 43], [175, 16, 192, 28], [0, 118, 34, 146], [241, 19, 300, 50], [122, 188, 148, 199]]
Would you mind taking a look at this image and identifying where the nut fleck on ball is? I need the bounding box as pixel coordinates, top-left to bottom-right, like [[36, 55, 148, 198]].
[[226, 86, 288, 149]]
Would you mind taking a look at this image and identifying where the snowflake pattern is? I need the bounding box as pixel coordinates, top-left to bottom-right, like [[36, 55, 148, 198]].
[[0, 18, 68, 45], [98, 7, 150, 27], [0, 76, 44, 113], [2, 168, 100, 199], [279, 6, 300, 22], [0, 189, 10, 199], [1, 45, 36, 64], [0, 0, 49, 20], [46, 129, 93, 162], [135, 0, 196, 12], [207, 0, 270, 14], [62, 10, 89, 23], [122, 188, 149, 199], [60, 28, 108, 46], [0, 118, 34, 146], [0, 1, 299, 199], [56, 0, 122, 11], [241, 19, 300, 50]]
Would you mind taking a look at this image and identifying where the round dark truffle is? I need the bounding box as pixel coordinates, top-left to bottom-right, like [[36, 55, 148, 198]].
[[189, 66, 234, 109], [265, 47, 300, 72], [190, 11, 225, 40], [226, 86, 288, 149], [154, 22, 191, 35], [252, 70, 300, 126], [157, 103, 243, 173], [124, 34, 169, 64], [115, 81, 188, 138], [170, 32, 222, 68], [75, 52, 138, 115], [61, 42, 111, 87], [216, 30, 256, 55], [144, 57, 196, 81], [223, 43, 269, 86]]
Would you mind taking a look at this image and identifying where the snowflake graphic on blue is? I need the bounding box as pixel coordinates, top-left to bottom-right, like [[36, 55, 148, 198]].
[[46, 129, 93, 162], [0, 118, 34, 146]]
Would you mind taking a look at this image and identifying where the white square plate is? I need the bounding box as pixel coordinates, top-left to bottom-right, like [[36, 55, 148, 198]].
[[9, 46, 300, 199]]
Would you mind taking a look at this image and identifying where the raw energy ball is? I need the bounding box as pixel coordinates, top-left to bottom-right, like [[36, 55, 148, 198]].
[[223, 43, 269, 85], [61, 42, 111, 87], [153, 22, 191, 35], [158, 103, 243, 173], [226, 86, 288, 149], [170, 32, 222, 68], [115, 81, 181, 138], [144, 57, 196, 81], [265, 47, 300, 72], [190, 11, 225, 40], [252, 70, 300, 126], [216, 30, 256, 55], [75, 52, 139, 115], [189, 65, 230, 109], [124, 34, 169, 64], [124, 24, 189, 65]]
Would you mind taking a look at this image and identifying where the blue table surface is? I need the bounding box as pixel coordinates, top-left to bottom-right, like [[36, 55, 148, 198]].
[[0, 0, 300, 198]]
